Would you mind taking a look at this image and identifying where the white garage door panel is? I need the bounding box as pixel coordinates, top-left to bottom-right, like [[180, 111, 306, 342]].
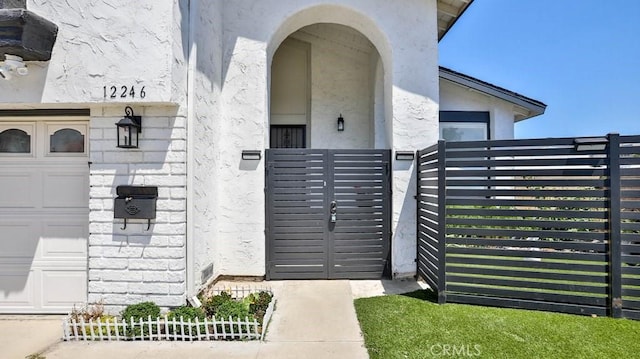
[[0, 268, 35, 309], [41, 271, 87, 309], [41, 221, 88, 259], [0, 118, 89, 313], [0, 221, 38, 259], [43, 170, 89, 208], [0, 171, 38, 208]]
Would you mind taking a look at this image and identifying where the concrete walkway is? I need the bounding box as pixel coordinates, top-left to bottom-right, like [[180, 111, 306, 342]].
[[3, 279, 424, 358], [0, 315, 63, 359]]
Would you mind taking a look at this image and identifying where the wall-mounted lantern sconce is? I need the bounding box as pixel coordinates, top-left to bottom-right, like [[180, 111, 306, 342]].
[[242, 150, 262, 160], [116, 106, 142, 148], [574, 137, 608, 152], [395, 151, 416, 161], [337, 114, 345, 132]]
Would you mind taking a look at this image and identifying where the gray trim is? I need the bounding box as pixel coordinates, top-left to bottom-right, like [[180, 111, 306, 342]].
[[0, 109, 89, 117], [439, 66, 547, 121]]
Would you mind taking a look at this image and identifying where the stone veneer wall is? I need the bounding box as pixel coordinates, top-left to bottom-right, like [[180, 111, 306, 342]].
[[87, 106, 187, 312]]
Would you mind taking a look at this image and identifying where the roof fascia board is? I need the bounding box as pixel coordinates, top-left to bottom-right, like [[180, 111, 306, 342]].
[[439, 68, 546, 119]]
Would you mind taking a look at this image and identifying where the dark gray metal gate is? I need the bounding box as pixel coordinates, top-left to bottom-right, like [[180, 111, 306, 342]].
[[266, 149, 391, 280]]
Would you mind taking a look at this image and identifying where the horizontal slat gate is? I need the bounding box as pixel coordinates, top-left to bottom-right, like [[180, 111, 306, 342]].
[[266, 149, 391, 280], [266, 150, 328, 279], [330, 150, 391, 279]]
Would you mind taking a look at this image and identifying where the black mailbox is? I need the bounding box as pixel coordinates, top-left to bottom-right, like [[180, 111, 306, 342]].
[[114, 185, 158, 230]]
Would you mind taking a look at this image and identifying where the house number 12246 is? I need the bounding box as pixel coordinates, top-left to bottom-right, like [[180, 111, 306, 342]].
[[103, 85, 146, 99]]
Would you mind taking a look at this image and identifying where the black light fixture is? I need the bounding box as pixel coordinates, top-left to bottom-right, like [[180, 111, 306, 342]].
[[395, 151, 415, 161], [574, 137, 608, 152], [242, 150, 262, 160], [116, 106, 142, 148], [337, 114, 345, 132]]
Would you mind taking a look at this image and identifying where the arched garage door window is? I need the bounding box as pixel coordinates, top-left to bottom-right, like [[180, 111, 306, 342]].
[[0, 127, 31, 153]]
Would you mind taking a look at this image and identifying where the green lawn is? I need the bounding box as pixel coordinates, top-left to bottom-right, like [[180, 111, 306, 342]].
[[354, 290, 640, 359]]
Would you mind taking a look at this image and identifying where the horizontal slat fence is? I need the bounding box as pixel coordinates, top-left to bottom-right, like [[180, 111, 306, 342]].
[[417, 142, 446, 303], [416, 133, 640, 319], [620, 135, 640, 319]]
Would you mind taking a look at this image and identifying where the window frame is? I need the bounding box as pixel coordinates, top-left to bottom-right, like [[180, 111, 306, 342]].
[[0, 122, 35, 157], [439, 111, 490, 141], [45, 122, 88, 157]]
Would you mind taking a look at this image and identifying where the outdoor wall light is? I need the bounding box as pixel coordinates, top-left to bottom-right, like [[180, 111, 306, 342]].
[[116, 106, 142, 149], [395, 151, 416, 161], [0, 55, 28, 81], [337, 114, 345, 132], [242, 150, 262, 160], [574, 137, 608, 152]]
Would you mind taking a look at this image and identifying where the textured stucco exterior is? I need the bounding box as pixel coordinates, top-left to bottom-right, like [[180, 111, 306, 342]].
[[440, 79, 518, 140], [212, 0, 441, 278], [0, 0, 536, 312]]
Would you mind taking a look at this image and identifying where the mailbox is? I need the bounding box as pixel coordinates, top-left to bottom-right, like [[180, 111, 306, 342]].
[[114, 185, 158, 230]]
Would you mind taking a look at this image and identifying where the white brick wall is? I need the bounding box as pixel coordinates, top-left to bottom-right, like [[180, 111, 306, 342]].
[[88, 105, 187, 313]]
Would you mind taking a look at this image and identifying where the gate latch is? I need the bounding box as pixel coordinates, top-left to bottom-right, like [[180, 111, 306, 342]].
[[330, 200, 337, 223]]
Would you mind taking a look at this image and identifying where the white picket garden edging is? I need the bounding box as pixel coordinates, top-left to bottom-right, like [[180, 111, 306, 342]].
[[63, 286, 275, 342]]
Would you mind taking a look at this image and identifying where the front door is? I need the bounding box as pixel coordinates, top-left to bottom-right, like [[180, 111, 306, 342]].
[[266, 149, 391, 279]]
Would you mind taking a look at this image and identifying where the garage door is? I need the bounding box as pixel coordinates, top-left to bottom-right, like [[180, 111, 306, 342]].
[[0, 119, 89, 313], [266, 149, 392, 279]]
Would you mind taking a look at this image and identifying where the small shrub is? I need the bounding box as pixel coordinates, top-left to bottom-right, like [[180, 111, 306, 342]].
[[167, 306, 206, 336], [121, 301, 161, 337], [121, 301, 161, 321], [215, 300, 250, 319], [201, 291, 233, 317], [248, 291, 273, 323]]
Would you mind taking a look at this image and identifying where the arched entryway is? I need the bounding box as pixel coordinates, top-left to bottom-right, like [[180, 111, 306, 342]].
[[270, 23, 387, 149], [266, 11, 393, 280]]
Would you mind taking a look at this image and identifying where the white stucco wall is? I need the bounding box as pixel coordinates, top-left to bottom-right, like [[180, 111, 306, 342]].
[[0, 0, 186, 106], [216, 0, 440, 278], [439, 80, 517, 140], [187, 0, 223, 294], [2, 0, 443, 306], [290, 24, 375, 149]]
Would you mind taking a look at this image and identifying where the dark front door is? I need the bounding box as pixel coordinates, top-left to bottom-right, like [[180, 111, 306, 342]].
[[270, 125, 306, 148], [265, 149, 391, 279]]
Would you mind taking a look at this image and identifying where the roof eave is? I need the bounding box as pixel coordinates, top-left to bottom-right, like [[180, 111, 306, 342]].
[[438, 0, 475, 42], [439, 67, 547, 121]]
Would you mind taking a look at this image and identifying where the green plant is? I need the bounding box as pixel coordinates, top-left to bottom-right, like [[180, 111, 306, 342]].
[[166, 306, 206, 336], [201, 291, 233, 317], [214, 299, 250, 319], [121, 301, 161, 337], [167, 306, 205, 321], [121, 301, 161, 321], [244, 291, 273, 323]]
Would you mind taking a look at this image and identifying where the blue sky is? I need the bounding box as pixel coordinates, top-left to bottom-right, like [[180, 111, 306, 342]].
[[439, 0, 640, 139]]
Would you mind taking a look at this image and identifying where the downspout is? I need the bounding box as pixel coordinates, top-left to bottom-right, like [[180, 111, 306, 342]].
[[185, 0, 197, 297]]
